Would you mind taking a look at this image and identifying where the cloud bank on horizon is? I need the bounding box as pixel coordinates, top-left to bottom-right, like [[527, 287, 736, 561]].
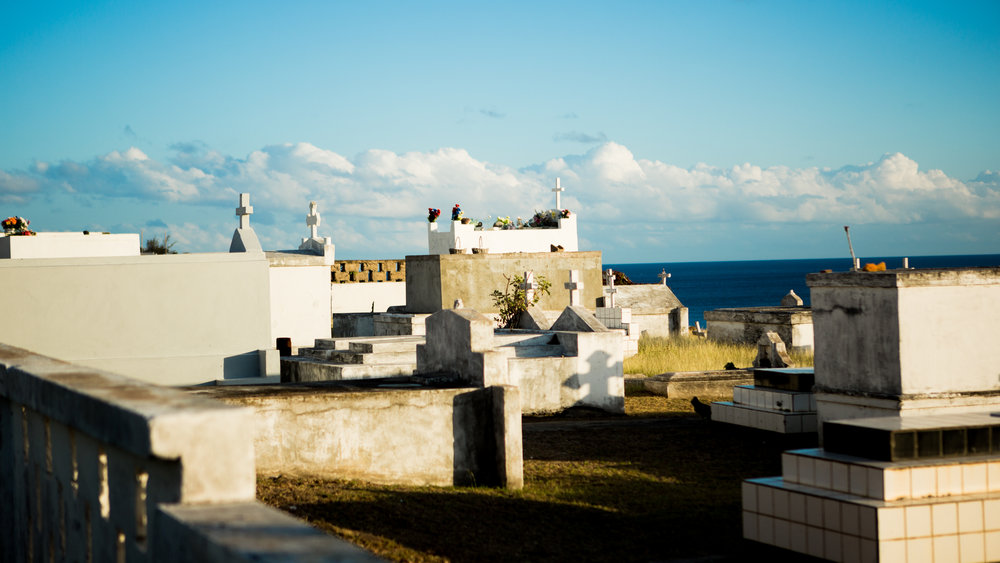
[[1, 142, 998, 263]]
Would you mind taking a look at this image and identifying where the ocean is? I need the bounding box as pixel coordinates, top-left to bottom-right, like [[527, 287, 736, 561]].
[[605, 254, 1000, 329]]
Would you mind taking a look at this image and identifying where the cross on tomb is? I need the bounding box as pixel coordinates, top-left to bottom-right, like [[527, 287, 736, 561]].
[[520, 271, 537, 303], [564, 270, 584, 307], [306, 201, 321, 239], [552, 177, 565, 210], [604, 268, 617, 308], [236, 193, 253, 229], [658, 268, 671, 285]]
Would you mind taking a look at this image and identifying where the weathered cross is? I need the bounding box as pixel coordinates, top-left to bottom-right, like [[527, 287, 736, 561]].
[[564, 270, 584, 307], [520, 271, 537, 303], [658, 268, 671, 285], [604, 268, 617, 308], [552, 177, 565, 209], [306, 201, 321, 239], [236, 193, 253, 229]]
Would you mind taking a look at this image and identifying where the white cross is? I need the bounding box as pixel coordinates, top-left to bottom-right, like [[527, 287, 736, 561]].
[[306, 201, 321, 239], [236, 193, 253, 229], [658, 268, 671, 285], [520, 271, 537, 303], [552, 177, 565, 209], [604, 268, 617, 308], [564, 270, 584, 307]]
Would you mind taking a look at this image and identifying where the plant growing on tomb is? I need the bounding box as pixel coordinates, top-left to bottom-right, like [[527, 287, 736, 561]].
[[143, 234, 178, 254], [2, 216, 36, 236], [490, 273, 552, 328]]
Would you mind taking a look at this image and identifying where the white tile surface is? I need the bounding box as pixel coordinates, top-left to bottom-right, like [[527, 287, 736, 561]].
[[859, 506, 879, 540], [759, 515, 775, 545], [743, 510, 758, 540], [878, 539, 905, 562], [773, 489, 789, 520], [806, 495, 823, 527], [824, 529, 842, 561], [885, 468, 911, 501], [789, 491, 807, 523], [963, 463, 988, 495], [985, 498, 1000, 531], [959, 532, 985, 563], [832, 461, 849, 493], [879, 506, 906, 540], [906, 504, 932, 538], [824, 498, 841, 532], [806, 526, 824, 558], [867, 467, 884, 499], [774, 518, 790, 549], [758, 486, 773, 515], [782, 453, 798, 483], [911, 466, 937, 499], [906, 537, 933, 563], [933, 534, 960, 563], [958, 500, 984, 534], [932, 502, 959, 536], [842, 533, 861, 563], [939, 465, 963, 497], [842, 502, 860, 537], [851, 465, 868, 496], [800, 457, 815, 487], [815, 459, 832, 489], [742, 482, 757, 512], [789, 522, 807, 554], [985, 530, 1000, 562]]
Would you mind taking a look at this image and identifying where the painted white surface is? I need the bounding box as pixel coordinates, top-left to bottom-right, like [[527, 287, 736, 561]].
[[0, 232, 139, 259], [0, 253, 272, 385], [331, 282, 406, 313], [268, 265, 332, 347], [427, 214, 578, 255]]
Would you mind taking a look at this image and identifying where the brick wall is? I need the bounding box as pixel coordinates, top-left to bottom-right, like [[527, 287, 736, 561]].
[[333, 259, 405, 283]]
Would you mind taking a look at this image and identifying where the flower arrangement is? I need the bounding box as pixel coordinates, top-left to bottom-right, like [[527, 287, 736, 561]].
[[560, 209, 571, 218], [529, 209, 560, 228], [493, 216, 514, 229], [427, 208, 441, 222], [2, 216, 36, 236], [451, 204, 463, 221]]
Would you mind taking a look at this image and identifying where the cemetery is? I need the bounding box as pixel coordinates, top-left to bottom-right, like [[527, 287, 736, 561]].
[[3, 184, 1000, 562]]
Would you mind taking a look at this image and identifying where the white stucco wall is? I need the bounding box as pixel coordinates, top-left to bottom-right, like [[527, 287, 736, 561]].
[[0, 253, 272, 385], [427, 215, 578, 255], [1, 232, 139, 259], [268, 265, 332, 347], [331, 282, 407, 313]]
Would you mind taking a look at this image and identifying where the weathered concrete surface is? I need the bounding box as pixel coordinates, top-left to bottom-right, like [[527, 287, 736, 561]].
[[807, 267, 1000, 426], [0, 344, 357, 563], [636, 369, 755, 399], [704, 306, 814, 352], [404, 251, 604, 314], [154, 502, 383, 562], [193, 382, 523, 488]]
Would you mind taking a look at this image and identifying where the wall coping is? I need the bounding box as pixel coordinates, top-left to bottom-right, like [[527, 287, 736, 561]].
[[807, 267, 1000, 288]]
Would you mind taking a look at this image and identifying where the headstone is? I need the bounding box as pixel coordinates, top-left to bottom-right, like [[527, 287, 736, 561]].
[[298, 201, 335, 256], [604, 268, 617, 308], [520, 271, 537, 303], [780, 289, 803, 307], [229, 193, 263, 253], [552, 177, 565, 209], [564, 270, 584, 307], [551, 306, 609, 333], [752, 331, 794, 368]]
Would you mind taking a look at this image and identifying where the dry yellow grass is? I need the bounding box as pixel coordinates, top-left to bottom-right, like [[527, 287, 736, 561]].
[[624, 335, 813, 375]]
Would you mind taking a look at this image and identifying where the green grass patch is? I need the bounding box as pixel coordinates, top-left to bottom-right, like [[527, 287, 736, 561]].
[[624, 335, 814, 375]]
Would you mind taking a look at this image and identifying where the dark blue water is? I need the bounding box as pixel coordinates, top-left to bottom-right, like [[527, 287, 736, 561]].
[[606, 254, 1000, 328]]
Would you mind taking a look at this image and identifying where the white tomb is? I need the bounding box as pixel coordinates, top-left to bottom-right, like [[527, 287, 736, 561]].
[[1, 231, 139, 259], [426, 179, 578, 255]]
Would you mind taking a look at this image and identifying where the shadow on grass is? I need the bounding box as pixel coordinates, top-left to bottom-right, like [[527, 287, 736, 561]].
[[259, 415, 820, 562]]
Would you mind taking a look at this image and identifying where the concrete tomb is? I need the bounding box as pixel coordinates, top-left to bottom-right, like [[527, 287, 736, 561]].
[[752, 331, 795, 369], [705, 293, 813, 353], [1, 231, 140, 259], [744, 267, 1000, 561], [711, 367, 818, 434]]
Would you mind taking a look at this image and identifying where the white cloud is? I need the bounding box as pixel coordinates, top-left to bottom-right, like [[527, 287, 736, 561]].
[[1, 141, 997, 259]]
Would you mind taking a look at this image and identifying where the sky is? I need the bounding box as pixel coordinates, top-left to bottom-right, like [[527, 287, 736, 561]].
[[1, 0, 998, 263]]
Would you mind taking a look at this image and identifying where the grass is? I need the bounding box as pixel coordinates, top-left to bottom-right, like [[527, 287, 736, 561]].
[[624, 335, 814, 375], [257, 393, 818, 562]]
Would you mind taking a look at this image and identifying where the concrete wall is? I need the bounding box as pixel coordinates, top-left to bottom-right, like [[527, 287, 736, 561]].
[[705, 307, 814, 352], [192, 383, 523, 489], [808, 267, 1000, 424], [267, 253, 333, 348], [405, 251, 604, 314], [1, 232, 139, 259], [0, 343, 371, 562], [331, 281, 407, 313], [0, 252, 272, 385], [427, 215, 578, 255], [604, 284, 688, 337]]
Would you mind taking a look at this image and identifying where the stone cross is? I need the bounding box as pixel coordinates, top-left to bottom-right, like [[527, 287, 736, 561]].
[[236, 193, 253, 229], [306, 201, 321, 239], [552, 177, 565, 209], [520, 271, 537, 303], [658, 269, 671, 285], [604, 268, 617, 308], [564, 270, 584, 307]]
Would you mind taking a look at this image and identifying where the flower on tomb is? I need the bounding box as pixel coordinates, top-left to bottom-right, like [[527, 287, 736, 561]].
[[451, 204, 463, 221], [427, 208, 441, 222], [560, 209, 571, 218], [2, 216, 35, 236]]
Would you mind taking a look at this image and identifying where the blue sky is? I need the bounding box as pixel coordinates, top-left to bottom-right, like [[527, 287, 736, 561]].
[[1, 0, 998, 262]]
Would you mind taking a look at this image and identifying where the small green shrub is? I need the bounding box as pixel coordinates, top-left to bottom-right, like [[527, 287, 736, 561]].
[[490, 273, 551, 328]]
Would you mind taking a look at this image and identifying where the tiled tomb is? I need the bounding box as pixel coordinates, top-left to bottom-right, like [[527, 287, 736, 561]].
[[711, 367, 817, 434], [744, 412, 1000, 562]]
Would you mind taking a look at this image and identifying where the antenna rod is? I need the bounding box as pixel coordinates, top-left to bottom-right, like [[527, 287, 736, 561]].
[[844, 226, 858, 271]]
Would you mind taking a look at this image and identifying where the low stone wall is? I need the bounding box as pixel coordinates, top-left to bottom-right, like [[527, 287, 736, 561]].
[[0, 343, 376, 562], [333, 259, 406, 283], [635, 369, 755, 399], [191, 382, 523, 489]]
